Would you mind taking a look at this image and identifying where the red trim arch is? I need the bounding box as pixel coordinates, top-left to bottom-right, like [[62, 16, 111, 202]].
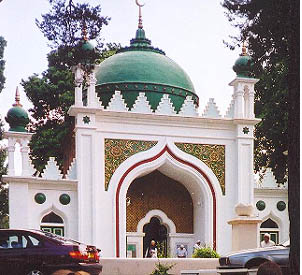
[[115, 145, 217, 257]]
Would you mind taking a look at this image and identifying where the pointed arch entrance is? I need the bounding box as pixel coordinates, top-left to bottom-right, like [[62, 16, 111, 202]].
[[114, 144, 219, 257]]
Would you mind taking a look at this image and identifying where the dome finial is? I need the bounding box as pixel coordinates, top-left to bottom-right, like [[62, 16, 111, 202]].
[[241, 41, 248, 56], [135, 0, 145, 29], [82, 20, 88, 41], [13, 86, 22, 107]]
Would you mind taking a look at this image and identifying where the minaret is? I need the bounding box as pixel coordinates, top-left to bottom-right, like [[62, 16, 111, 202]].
[[4, 87, 33, 176]]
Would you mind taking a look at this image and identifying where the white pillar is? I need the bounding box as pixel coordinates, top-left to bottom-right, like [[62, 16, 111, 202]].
[[229, 77, 259, 119], [87, 71, 98, 108], [73, 64, 84, 107], [20, 139, 30, 176], [7, 141, 16, 176], [248, 89, 255, 118]]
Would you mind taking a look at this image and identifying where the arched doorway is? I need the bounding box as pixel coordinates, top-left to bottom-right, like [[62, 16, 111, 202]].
[[260, 218, 279, 244], [115, 144, 219, 257], [40, 212, 64, 236], [143, 217, 168, 257]]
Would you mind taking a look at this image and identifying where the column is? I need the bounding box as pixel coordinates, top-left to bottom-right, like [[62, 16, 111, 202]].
[[73, 64, 84, 107], [20, 139, 30, 176], [87, 70, 98, 108], [7, 139, 16, 176]]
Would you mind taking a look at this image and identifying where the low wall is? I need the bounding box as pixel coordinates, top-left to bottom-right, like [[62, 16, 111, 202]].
[[100, 258, 219, 275]]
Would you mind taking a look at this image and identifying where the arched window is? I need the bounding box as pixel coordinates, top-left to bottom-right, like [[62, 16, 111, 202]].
[[260, 218, 279, 244], [40, 212, 64, 236]]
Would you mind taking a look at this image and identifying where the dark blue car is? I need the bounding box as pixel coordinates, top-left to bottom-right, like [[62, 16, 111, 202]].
[[0, 229, 102, 275]]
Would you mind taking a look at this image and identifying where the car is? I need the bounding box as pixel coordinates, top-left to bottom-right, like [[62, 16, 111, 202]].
[[0, 229, 102, 275], [218, 240, 289, 274]]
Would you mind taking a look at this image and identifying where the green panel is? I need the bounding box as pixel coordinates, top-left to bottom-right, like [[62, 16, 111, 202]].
[[145, 92, 164, 112], [122, 91, 140, 109]]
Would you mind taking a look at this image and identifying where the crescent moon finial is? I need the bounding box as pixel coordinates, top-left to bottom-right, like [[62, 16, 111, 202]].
[[135, 0, 145, 29]]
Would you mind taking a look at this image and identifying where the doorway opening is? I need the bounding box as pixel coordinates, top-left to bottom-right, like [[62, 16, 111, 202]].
[[143, 216, 167, 257]]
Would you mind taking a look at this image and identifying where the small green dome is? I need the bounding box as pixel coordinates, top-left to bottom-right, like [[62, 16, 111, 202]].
[[81, 40, 95, 52], [233, 46, 254, 78], [5, 89, 29, 132], [95, 28, 198, 112]]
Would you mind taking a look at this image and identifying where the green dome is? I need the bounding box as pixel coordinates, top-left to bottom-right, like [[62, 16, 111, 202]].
[[95, 28, 198, 112], [5, 91, 29, 132], [233, 46, 254, 78]]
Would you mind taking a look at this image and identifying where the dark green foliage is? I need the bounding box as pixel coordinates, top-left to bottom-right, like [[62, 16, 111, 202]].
[[222, 1, 299, 273], [0, 36, 7, 93], [222, 0, 289, 183], [192, 247, 220, 258], [22, 0, 120, 172], [0, 37, 8, 228], [0, 120, 8, 228], [36, 0, 110, 49]]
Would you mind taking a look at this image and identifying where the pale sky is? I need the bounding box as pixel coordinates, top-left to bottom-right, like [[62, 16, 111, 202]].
[[0, 0, 240, 131]]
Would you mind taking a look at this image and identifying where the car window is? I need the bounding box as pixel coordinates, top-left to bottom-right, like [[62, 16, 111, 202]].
[[8, 235, 23, 249], [27, 235, 42, 247]]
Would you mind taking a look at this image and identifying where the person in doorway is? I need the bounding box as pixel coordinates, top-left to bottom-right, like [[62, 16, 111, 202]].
[[145, 240, 158, 258], [257, 261, 282, 275], [260, 233, 275, 248], [193, 240, 202, 253], [176, 244, 188, 258]]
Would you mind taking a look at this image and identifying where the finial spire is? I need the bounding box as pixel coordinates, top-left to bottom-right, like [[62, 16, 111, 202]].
[[135, 0, 145, 29], [82, 21, 88, 41], [13, 86, 22, 107], [241, 41, 248, 56]]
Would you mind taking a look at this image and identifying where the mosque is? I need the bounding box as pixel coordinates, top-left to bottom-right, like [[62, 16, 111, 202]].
[[2, 4, 288, 258]]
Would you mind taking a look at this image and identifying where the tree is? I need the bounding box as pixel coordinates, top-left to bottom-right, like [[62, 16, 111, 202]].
[[22, 0, 119, 172], [36, 0, 110, 49], [0, 36, 6, 92], [0, 36, 8, 228], [222, 0, 299, 273], [0, 120, 8, 228], [222, 0, 289, 184]]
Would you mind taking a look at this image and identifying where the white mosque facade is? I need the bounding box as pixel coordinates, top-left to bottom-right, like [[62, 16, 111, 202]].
[[3, 20, 289, 258]]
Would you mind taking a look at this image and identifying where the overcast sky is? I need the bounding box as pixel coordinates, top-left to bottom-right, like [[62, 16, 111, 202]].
[[0, 0, 241, 131]]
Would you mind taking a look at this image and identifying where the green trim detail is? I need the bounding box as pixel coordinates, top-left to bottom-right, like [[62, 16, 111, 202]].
[[59, 194, 71, 205], [175, 143, 226, 194], [256, 200, 266, 211], [277, 201, 286, 211], [35, 193, 46, 204]]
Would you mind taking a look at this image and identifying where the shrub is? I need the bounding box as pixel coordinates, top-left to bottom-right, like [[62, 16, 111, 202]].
[[192, 247, 219, 258], [150, 261, 175, 275]]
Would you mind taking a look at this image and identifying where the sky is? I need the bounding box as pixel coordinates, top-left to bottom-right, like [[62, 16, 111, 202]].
[[0, 0, 241, 131]]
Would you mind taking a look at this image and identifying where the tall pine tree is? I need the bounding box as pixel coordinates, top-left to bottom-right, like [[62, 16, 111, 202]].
[[222, 0, 299, 273], [0, 36, 8, 228], [22, 0, 119, 172]]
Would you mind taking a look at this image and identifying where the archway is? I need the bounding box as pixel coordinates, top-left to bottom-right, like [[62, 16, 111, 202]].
[[113, 144, 221, 257], [143, 217, 167, 257], [40, 211, 64, 236]]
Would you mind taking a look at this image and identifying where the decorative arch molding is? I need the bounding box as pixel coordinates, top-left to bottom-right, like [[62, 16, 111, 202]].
[[39, 205, 67, 226], [137, 209, 176, 234], [111, 139, 222, 257], [261, 211, 282, 230]]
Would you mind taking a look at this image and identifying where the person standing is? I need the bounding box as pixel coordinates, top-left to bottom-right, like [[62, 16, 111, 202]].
[[176, 244, 188, 258], [193, 240, 202, 253], [145, 240, 158, 258], [260, 233, 275, 248]]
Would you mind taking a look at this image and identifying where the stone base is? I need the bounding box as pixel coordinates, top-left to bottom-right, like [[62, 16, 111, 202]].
[[228, 216, 262, 251]]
